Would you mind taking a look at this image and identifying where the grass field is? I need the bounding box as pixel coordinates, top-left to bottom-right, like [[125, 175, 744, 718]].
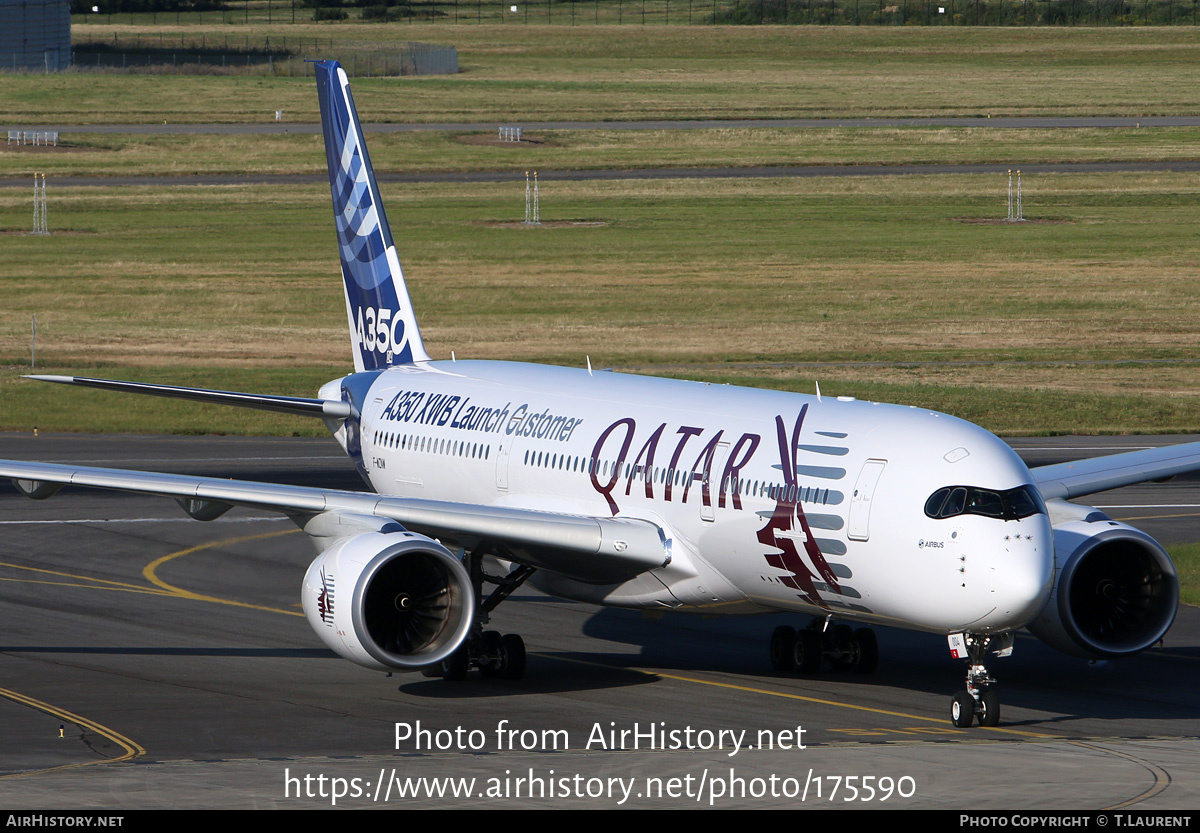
[[2, 169, 1199, 435], [6, 26, 1200, 123], [1, 24, 1198, 439], [1170, 543, 1200, 606]]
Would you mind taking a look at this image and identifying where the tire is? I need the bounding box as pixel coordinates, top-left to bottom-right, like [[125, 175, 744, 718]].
[[793, 628, 822, 674], [978, 687, 1001, 727], [770, 626, 796, 672], [500, 633, 526, 680], [479, 630, 502, 677], [853, 628, 879, 675], [830, 625, 856, 671], [441, 646, 469, 682], [951, 688, 975, 728]]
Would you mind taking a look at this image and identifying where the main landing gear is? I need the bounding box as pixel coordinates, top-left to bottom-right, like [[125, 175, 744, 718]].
[[423, 547, 536, 682], [948, 632, 1012, 728], [769, 617, 878, 675]]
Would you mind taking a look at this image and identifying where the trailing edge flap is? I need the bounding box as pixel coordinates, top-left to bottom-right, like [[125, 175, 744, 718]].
[[0, 460, 669, 585], [25, 375, 352, 420], [1032, 441, 1200, 500]]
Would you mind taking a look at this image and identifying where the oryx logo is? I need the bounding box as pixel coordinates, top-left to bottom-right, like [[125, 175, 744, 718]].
[[318, 567, 336, 626], [756, 407, 842, 609]]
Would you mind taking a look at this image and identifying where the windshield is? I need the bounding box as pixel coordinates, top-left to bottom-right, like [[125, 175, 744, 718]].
[[924, 484, 1046, 521]]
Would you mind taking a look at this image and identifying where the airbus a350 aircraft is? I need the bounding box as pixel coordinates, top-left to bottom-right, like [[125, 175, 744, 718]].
[[2, 61, 1194, 729]]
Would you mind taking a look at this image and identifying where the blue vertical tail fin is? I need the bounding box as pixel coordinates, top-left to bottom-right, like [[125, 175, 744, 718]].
[[315, 60, 429, 370]]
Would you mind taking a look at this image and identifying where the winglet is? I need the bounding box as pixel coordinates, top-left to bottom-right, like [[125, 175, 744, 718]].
[[314, 60, 430, 371]]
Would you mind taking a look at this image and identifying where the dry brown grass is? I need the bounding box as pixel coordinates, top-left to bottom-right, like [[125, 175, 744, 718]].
[[5, 172, 1200, 368]]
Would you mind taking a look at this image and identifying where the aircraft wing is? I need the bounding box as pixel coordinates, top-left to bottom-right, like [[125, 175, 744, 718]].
[[0, 460, 668, 585], [1032, 441, 1200, 500]]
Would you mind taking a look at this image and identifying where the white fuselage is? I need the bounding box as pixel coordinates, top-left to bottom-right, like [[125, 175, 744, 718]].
[[330, 360, 1054, 636]]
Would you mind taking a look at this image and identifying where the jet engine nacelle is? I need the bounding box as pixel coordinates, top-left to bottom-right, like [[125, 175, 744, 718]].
[[1028, 516, 1178, 659], [302, 530, 474, 671]]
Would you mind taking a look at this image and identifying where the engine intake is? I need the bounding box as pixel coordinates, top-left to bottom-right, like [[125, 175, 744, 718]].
[[303, 531, 474, 671], [1029, 519, 1178, 659]]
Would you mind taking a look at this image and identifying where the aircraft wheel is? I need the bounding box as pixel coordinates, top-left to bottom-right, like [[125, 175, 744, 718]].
[[793, 628, 822, 674], [770, 626, 796, 672], [479, 630, 502, 677], [500, 633, 527, 680], [441, 645, 469, 682], [853, 628, 879, 674], [978, 687, 1000, 727], [830, 625, 856, 671], [951, 688, 975, 728]]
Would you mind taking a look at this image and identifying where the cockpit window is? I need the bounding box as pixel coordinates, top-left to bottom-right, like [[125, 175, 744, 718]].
[[924, 485, 1045, 521], [1006, 487, 1043, 519]]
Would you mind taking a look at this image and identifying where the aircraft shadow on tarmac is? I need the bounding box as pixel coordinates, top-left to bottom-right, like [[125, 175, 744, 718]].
[[575, 604, 1200, 730], [399, 661, 658, 698]]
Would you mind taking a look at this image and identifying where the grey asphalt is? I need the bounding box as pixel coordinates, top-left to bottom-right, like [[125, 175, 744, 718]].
[[1, 432, 1198, 809]]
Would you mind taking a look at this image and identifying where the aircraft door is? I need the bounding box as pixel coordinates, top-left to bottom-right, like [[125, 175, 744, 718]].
[[700, 441, 730, 522], [847, 458, 887, 541], [495, 440, 511, 490]]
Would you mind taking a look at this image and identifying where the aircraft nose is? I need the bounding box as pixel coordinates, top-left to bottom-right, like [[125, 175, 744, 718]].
[[987, 519, 1054, 624]]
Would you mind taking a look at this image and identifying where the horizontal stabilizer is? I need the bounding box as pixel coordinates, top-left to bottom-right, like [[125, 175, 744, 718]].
[[26, 375, 352, 419]]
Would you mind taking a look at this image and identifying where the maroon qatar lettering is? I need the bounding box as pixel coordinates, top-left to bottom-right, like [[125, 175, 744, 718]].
[[590, 418, 762, 516]]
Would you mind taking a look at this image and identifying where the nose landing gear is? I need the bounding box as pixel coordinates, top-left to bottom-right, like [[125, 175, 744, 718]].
[[948, 632, 1012, 727]]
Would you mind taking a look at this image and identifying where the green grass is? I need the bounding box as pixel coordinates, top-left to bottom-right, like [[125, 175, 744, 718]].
[[2, 366, 338, 435], [6, 26, 1200, 123], [1168, 544, 1200, 607], [2, 171, 1200, 435], [1169, 542, 1200, 609], [2, 28, 1198, 443]]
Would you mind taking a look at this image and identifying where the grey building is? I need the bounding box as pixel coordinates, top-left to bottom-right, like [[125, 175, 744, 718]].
[[0, 0, 72, 71]]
